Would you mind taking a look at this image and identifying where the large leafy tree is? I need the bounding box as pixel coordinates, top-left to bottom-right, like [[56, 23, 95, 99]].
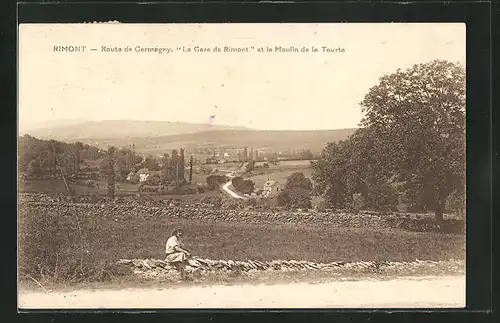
[[312, 127, 398, 211], [312, 141, 351, 208], [313, 60, 465, 221], [141, 155, 159, 171], [360, 60, 465, 222], [278, 172, 313, 209]]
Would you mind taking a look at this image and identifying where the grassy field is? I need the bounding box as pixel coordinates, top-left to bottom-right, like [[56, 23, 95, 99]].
[[248, 167, 314, 188], [117, 219, 464, 262], [18, 197, 466, 285], [19, 179, 103, 195], [276, 160, 316, 167], [19, 179, 139, 196], [190, 173, 210, 185], [19, 204, 466, 282]]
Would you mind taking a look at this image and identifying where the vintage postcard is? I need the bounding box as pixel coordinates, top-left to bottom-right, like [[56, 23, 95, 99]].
[[18, 23, 466, 309]]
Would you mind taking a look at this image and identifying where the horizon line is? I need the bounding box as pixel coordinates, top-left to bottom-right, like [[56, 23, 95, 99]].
[[20, 118, 361, 133]]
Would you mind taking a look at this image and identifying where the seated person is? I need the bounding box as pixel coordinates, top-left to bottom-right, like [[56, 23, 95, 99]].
[[165, 229, 200, 274]]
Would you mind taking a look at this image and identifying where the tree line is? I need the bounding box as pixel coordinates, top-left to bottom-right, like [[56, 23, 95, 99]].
[[19, 135, 105, 178], [312, 60, 466, 222]]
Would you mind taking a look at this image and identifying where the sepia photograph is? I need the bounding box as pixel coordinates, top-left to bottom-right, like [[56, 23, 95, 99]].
[[17, 23, 466, 309]]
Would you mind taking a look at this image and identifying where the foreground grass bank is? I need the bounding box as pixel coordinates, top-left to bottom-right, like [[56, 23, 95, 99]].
[[19, 202, 465, 284], [20, 259, 465, 294]]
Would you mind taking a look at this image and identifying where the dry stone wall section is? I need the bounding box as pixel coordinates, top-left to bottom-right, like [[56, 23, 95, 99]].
[[117, 257, 465, 276], [19, 194, 465, 234]]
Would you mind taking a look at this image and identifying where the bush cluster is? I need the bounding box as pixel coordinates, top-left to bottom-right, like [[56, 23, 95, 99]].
[[231, 177, 255, 194], [206, 175, 228, 190]]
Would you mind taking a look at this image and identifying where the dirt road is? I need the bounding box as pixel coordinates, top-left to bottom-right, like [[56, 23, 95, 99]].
[[19, 275, 465, 309], [222, 181, 246, 199]]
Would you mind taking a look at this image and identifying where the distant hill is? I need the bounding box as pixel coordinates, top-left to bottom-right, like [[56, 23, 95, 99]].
[[77, 128, 358, 154], [24, 120, 357, 154], [20, 118, 89, 135], [26, 120, 250, 140]]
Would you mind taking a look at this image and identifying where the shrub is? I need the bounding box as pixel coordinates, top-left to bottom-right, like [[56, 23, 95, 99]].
[[278, 172, 313, 209], [223, 199, 245, 209], [245, 160, 256, 172], [197, 184, 208, 193], [206, 175, 228, 190], [18, 204, 136, 284], [198, 165, 213, 175], [312, 196, 328, 211], [200, 195, 223, 207], [244, 198, 257, 207], [445, 189, 465, 216], [257, 196, 280, 208], [231, 177, 255, 195], [128, 174, 140, 185], [144, 174, 161, 186], [185, 188, 198, 195], [348, 193, 366, 214]]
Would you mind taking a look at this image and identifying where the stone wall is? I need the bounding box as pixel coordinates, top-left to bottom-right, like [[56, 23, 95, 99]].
[[117, 257, 465, 278], [19, 193, 465, 234]]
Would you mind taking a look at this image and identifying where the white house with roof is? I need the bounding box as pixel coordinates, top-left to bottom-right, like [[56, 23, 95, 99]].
[[136, 168, 150, 183], [262, 180, 282, 197]]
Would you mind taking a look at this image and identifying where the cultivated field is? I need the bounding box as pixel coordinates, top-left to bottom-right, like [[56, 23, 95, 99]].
[[247, 161, 314, 187], [276, 160, 316, 167], [249, 169, 314, 188]]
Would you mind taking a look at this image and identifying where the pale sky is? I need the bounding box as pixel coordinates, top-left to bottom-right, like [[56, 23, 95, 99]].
[[18, 23, 465, 132]]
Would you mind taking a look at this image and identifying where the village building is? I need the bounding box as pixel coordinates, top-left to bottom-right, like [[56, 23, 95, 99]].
[[136, 168, 150, 183], [262, 180, 282, 197], [206, 157, 219, 164], [126, 171, 135, 181]]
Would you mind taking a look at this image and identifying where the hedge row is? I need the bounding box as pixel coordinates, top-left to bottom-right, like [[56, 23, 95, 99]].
[[19, 199, 465, 234]]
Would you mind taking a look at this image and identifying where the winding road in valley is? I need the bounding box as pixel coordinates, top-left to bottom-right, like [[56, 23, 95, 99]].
[[222, 181, 246, 199], [221, 170, 247, 199]]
